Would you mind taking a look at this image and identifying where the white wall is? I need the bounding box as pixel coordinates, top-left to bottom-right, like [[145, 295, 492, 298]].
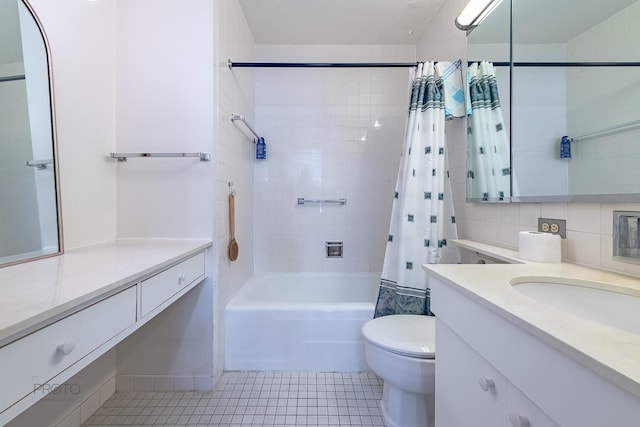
[[417, 0, 640, 279], [213, 0, 255, 376], [114, 0, 215, 240], [112, 0, 216, 390], [253, 44, 414, 273]]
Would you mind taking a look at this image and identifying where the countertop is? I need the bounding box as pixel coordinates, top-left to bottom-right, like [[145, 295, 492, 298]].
[[425, 239, 640, 399], [0, 239, 212, 347]]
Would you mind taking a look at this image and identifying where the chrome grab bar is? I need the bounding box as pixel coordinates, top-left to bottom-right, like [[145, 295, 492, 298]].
[[297, 198, 347, 205]]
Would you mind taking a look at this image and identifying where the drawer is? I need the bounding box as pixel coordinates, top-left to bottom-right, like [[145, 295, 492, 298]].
[[139, 252, 205, 318], [0, 286, 136, 413]]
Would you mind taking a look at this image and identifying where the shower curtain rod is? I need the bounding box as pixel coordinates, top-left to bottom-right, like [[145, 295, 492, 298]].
[[0, 74, 26, 83], [469, 61, 640, 67], [231, 60, 640, 69], [228, 60, 418, 69]]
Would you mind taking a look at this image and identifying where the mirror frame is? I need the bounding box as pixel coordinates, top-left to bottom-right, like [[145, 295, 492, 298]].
[[1, 0, 64, 268], [468, 0, 640, 203]]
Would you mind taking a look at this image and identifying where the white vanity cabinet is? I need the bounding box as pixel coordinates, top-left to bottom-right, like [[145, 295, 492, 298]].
[[139, 251, 205, 318], [0, 287, 137, 417], [0, 240, 211, 425], [430, 273, 640, 427], [437, 319, 559, 427]]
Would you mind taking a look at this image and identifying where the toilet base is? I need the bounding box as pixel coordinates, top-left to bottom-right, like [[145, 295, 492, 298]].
[[380, 381, 434, 427]]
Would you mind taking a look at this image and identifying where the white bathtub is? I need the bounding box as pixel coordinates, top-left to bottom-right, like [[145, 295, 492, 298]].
[[225, 272, 380, 371]]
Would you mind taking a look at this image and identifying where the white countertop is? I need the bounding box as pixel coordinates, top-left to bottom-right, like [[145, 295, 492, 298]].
[[425, 239, 640, 399], [0, 239, 212, 347]]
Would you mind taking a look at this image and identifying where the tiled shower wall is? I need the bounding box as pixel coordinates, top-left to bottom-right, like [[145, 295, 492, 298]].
[[253, 45, 415, 273], [214, 0, 255, 376]]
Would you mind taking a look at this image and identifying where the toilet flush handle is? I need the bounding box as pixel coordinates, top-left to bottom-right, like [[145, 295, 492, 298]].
[[478, 376, 495, 391]]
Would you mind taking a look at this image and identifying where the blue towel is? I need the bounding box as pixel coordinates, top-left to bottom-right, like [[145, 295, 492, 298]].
[[436, 60, 467, 120]]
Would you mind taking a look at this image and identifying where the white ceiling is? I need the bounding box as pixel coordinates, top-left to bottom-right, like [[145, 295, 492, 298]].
[[239, 0, 639, 46], [238, 0, 447, 45]]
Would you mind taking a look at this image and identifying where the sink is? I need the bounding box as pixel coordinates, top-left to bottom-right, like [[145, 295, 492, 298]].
[[510, 277, 640, 335]]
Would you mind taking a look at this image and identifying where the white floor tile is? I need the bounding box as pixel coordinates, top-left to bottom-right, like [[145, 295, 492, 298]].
[[82, 371, 384, 426]]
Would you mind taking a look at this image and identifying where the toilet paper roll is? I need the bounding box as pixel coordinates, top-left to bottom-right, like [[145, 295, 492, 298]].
[[518, 231, 561, 263]]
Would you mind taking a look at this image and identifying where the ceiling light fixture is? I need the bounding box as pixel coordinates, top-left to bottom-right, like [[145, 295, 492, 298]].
[[455, 0, 503, 32]]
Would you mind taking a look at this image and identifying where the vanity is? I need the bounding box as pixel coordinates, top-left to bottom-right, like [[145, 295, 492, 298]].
[[426, 240, 640, 427], [0, 239, 211, 425]]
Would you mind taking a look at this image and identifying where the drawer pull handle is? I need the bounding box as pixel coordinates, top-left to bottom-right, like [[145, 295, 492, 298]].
[[56, 342, 75, 355], [509, 412, 530, 427], [177, 273, 187, 285], [478, 377, 495, 391]]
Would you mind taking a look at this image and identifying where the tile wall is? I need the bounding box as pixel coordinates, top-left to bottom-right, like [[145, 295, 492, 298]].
[[253, 45, 415, 273], [214, 0, 255, 375]]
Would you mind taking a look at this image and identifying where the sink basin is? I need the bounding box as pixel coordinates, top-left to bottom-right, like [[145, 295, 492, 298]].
[[510, 277, 640, 335]]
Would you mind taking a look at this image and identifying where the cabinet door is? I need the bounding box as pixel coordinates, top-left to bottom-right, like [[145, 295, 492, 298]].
[[507, 382, 560, 427], [436, 319, 507, 427]]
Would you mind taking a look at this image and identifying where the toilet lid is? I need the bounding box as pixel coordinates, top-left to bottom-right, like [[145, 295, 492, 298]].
[[362, 314, 435, 359]]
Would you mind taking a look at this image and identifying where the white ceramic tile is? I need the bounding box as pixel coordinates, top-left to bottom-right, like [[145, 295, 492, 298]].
[[56, 408, 81, 427], [195, 376, 214, 392], [541, 203, 568, 221], [99, 377, 116, 406], [132, 376, 154, 392], [567, 203, 602, 233], [174, 376, 196, 392], [519, 204, 542, 228], [83, 371, 383, 426], [566, 231, 602, 267], [253, 54, 409, 273], [115, 375, 133, 392], [80, 391, 101, 424], [153, 376, 175, 392]]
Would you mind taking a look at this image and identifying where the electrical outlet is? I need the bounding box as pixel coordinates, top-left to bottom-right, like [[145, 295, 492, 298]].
[[538, 218, 566, 238]]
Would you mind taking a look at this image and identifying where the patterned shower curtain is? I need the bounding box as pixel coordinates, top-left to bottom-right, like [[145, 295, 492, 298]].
[[466, 61, 511, 201], [374, 62, 459, 318]]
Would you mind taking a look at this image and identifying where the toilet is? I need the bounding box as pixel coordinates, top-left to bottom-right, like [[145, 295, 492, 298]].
[[361, 314, 436, 427]]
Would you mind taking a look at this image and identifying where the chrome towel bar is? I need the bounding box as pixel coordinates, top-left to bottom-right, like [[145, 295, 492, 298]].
[[297, 198, 347, 205], [109, 152, 211, 162], [25, 159, 53, 170], [230, 114, 261, 142], [569, 119, 640, 142]]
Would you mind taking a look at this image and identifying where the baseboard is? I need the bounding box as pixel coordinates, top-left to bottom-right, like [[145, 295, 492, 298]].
[[115, 375, 214, 392], [54, 376, 116, 427]]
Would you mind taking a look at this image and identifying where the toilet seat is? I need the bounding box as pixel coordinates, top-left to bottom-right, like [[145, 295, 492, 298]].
[[362, 314, 435, 359]]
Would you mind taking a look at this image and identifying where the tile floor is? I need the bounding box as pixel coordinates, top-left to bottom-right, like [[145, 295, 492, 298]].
[[82, 371, 385, 426]]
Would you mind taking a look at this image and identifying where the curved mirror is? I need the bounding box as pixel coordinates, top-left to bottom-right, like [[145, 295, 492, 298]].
[[0, 0, 62, 267]]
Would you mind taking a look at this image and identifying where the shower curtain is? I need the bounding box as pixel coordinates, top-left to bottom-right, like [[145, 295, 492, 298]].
[[466, 61, 511, 201], [374, 62, 459, 318]]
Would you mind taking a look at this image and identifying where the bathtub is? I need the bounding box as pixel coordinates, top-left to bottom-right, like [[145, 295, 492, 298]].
[[225, 272, 380, 371]]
